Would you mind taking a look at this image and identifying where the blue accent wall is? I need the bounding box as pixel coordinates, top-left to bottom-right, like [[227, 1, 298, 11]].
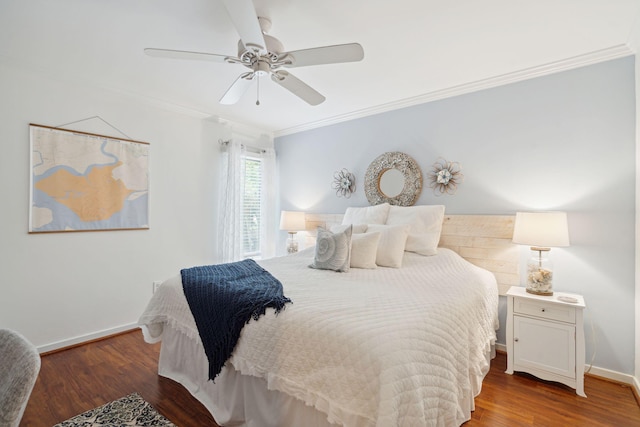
[[275, 57, 636, 375]]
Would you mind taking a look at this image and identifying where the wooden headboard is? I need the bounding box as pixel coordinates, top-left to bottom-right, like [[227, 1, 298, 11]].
[[304, 213, 519, 296]]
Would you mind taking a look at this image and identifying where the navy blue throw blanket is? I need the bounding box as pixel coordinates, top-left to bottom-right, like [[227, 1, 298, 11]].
[[181, 259, 291, 381]]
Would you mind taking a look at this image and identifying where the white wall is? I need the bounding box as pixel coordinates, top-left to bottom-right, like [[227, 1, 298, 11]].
[[0, 62, 229, 351], [636, 51, 640, 389], [629, 12, 640, 392], [275, 57, 636, 376]]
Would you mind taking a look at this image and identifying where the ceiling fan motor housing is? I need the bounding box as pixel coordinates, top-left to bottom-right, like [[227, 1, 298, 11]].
[[237, 34, 283, 65]]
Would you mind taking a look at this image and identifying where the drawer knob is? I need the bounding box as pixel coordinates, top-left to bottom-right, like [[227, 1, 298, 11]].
[[514, 338, 519, 342], [541, 308, 546, 312]]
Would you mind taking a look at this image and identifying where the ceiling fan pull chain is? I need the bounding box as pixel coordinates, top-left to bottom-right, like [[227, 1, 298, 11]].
[[256, 73, 260, 106]]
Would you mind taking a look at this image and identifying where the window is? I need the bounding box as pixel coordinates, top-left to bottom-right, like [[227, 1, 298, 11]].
[[242, 156, 262, 258], [218, 139, 275, 264]]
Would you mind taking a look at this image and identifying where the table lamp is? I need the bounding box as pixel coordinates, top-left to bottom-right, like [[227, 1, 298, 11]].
[[512, 212, 570, 295], [279, 211, 306, 254]]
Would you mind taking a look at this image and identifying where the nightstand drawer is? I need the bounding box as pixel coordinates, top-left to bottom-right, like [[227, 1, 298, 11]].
[[514, 298, 575, 323]]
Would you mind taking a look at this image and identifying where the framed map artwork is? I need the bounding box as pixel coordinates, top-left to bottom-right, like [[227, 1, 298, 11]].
[[29, 124, 150, 233]]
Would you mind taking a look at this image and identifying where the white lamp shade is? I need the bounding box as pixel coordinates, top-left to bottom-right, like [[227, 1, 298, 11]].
[[279, 211, 306, 231], [512, 212, 570, 248]]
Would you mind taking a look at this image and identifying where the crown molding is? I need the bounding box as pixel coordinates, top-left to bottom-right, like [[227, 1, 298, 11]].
[[0, 53, 217, 120], [1, 54, 276, 139], [627, 7, 640, 52], [274, 44, 634, 137], [2, 44, 633, 140]]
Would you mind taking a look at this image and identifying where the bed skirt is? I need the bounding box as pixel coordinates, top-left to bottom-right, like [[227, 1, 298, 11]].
[[157, 324, 338, 427], [154, 324, 495, 427]]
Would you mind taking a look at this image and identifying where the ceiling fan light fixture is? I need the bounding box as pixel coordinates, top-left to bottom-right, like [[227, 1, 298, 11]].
[[255, 61, 270, 76]]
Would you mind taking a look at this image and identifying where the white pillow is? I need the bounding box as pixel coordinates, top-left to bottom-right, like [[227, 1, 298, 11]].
[[350, 232, 381, 269], [385, 205, 445, 256], [365, 224, 410, 268], [330, 224, 368, 234], [309, 226, 352, 272], [342, 203, 390, 225]]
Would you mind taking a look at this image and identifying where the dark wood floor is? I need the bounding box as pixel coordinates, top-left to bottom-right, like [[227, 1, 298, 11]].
[[20, 329, 640, 426]]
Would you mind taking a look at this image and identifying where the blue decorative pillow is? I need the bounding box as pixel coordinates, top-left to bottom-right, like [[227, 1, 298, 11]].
[[309, 225, 352, 272]]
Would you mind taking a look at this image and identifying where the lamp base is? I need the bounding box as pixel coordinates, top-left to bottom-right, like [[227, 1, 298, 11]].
[[526, 288, 554, 296], [526, 247, 553, 296], [286, 233, 299, 254]]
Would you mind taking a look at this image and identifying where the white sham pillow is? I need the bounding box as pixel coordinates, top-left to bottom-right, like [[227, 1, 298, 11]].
[[330, 224, 368, 234], [350, 232, 381, 269], [309, 226, 352, 272], [365, 224, 410, 268], [385, 205, 445, 256], [342, 203, 390, 225]]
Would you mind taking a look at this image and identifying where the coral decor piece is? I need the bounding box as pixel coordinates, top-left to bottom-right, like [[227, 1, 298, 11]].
[[428, 158, 463, 195], [332, 168, 356, 198]]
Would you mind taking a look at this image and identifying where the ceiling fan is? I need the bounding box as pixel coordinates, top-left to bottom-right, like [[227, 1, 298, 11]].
[[144, 0, 364, 106]]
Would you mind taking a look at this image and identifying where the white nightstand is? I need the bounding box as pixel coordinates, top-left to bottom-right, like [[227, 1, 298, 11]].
[[505, 286, 586, 397]]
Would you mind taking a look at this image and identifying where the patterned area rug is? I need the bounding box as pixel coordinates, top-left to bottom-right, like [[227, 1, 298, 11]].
[[54, 393, 176, 426]]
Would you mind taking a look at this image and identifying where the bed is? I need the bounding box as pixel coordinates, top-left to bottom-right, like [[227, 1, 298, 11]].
[[139, 208, 516, 427]]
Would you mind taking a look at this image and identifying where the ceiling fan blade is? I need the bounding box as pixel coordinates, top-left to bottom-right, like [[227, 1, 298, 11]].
[[144, 48, 230, 63], [220, 72, 255, 105], [281, 43, 364, 68], [271, 71, 326, 106], [220, 0, 266, 54]]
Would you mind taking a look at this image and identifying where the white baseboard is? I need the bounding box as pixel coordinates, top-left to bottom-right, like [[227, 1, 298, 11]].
[[37, 323, 139, 354], [587, 365, 639, 388], [496, 342, 638, 391]]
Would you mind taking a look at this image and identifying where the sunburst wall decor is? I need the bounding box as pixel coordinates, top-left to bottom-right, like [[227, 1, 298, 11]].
[[428, 158, 463, 195], [332, 168, 356, 198]]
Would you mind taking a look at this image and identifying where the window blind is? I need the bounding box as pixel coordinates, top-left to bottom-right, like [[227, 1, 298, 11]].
[[242, 156, 262, 257]]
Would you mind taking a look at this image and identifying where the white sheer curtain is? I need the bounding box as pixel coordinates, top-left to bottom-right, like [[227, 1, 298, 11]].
[[217, 139, 277, 263], [218, 140, 245, 263], [260, 147, 277, 259]]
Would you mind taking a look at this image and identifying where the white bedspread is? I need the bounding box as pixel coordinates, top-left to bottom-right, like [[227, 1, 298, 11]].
[[139, 248, 498, 427]]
